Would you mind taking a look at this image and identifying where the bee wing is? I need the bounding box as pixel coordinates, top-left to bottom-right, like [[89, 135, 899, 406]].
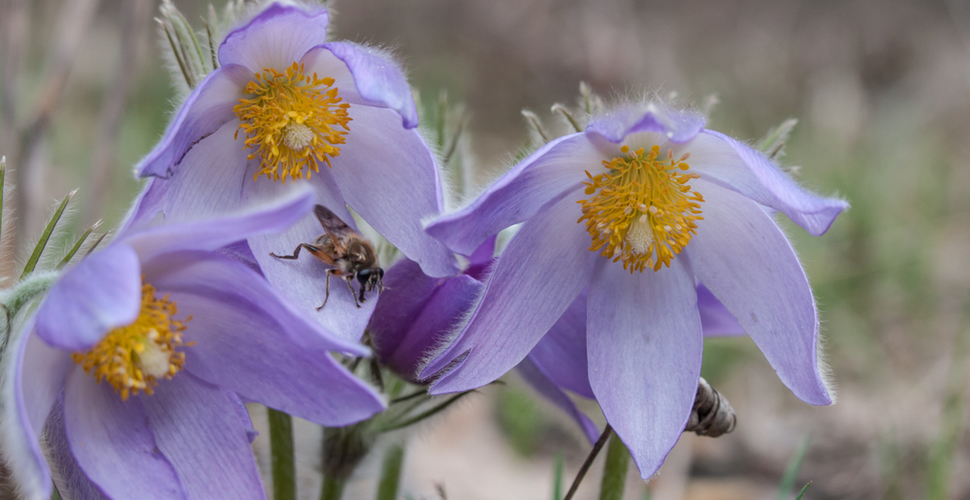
[[314, 204, 358, 250]]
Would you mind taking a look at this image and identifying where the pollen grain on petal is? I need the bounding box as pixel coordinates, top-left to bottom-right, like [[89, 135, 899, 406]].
[[71, 281, 193, 401], [234, 62, 352, 184], [577, 144, 704, 273]]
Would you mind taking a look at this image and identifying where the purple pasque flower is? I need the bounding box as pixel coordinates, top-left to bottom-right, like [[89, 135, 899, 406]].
[[420, 101, 847, 479], [2, 188, 385, 500], [129, 2, 457, 337]]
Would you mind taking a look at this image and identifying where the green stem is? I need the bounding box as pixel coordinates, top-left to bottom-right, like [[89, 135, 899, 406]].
[[375, 444, 406, 500], [320, 475, 346, 500], [268, 408, 296, 500], [598, 433, 630, 500], [552, 453, 564, 500]]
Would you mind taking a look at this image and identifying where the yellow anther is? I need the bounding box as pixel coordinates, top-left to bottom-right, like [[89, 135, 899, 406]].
[[234, 62, 351, 183], [72, 282, 193, 401], [577, 144, 704, 272]]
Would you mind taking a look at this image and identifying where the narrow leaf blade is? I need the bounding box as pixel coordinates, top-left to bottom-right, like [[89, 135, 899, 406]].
[[21, 190, 75, 280]]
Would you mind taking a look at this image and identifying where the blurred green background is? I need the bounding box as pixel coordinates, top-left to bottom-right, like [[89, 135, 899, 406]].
[[2, 0, 968, 498]]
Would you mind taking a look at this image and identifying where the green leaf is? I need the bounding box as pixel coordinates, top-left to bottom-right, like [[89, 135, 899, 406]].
[[268, 408, 296, 500], [794, 482, 812, 500], [551, 103, 582, 133], [56, 222, 99, 270], [436, 89, 447, 152], [21, 190, 75, 280], [84, 231, 109, 256], [378, 391, 473, 433], [522, 110, 550, 143], [204, 18, 219, 70]]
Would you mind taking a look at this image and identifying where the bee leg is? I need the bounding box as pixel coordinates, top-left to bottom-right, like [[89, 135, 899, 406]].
[[271, 243, 319, 260], [317, 269, 337, 310], [346, 275, 361, 308]]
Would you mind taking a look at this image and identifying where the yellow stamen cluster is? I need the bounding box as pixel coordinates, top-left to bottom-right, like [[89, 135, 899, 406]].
[[234, 62, 351, 183], [72, 282, 192, 401], [578, 145, 705, 273]]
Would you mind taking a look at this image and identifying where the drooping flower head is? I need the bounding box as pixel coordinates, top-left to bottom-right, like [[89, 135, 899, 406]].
[[2, 188, 385, 500], [421, 101, 847, 479], [129, 3, 458, 340]]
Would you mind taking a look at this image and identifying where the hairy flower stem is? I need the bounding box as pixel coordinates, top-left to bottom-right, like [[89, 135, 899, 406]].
[[319, 476, 345, 500], [563, 424, 612, 500], [598, 433, 630, 500], [320, 424, 371, 500], [375, 444, 405, 500], [268, 408, 296, 500]]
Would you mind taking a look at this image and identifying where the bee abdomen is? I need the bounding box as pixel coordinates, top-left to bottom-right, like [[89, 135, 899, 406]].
[[684, 377, 736, 437]]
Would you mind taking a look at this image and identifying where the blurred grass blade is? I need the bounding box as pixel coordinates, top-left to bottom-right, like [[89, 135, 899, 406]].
[[794, 482, 811, 500], [56, 221, 100, 270], [598, 433, 629, 500], [552, 453, 564, 500], [21, 190, 75, 280], [775, 436, 811, 500], [926, 323, 969, 500], [375, 444, 405, 500]]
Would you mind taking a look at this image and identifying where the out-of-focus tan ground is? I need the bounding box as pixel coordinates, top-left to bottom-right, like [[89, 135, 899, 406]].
[[4, 0, 970, 498]]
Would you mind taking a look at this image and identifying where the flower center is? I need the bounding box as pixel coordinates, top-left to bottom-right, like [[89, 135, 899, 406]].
[[233, 62, 352, 184], [72, 282, 192, 401], [578, 145, 705, 273]]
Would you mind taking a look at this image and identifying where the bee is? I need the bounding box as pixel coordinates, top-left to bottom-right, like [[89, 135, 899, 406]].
[[684, 377, 736, 437], [270, 204, 384, 309]]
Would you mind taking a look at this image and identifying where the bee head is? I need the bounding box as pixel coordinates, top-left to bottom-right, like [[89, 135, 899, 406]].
[[357, 267, 384, 292]]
